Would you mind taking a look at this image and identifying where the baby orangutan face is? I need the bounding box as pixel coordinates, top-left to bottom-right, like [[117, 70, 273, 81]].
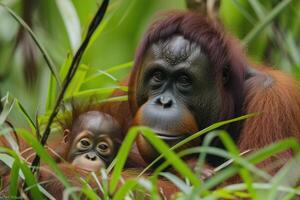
[[64, 111, 121, 172]]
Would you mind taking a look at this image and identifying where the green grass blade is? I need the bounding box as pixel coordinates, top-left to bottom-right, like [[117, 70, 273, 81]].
[[195, 131, 219, 177], [64, 86, 128, 101], [0, 93, 15, 126], [16, 100, 36, 131], [200, 139, 299, 192], [62, 186, 100, 200], [286, 32, 300, 64], [219, 131, 256, 199], [110, 127, 201, 193], [248, 0, 265, 19], [46, 73, 57, 111], [112, 179, 139, 200], [243, 0, 293, 44], [267, 154, 300, 200], [16, 129, 79, 200], [109, 127, 139, 193], [160, 172, 191, 193], [152, 145, 270, 196], [55, 0, 81, 53], [0, 152, 15, 170], [219, 183, 300, 197], [85, 16, 111, 52], [80, 184, 101, 200], [231, 0, 256, 24], [8, 161, 19, 199], [0, 148, 43, 200], [59, 53, 73, 82], [20, 163, 44, 200], [139, 114, 256, 176], [65, 65, 88, 97], [98, 95, 128, 103], [247, 138, 300, 163], [85, 0, 138, 52], [85, 69, 118, 83], [83, 61, 133, 83], [0, 3, 61, 87]]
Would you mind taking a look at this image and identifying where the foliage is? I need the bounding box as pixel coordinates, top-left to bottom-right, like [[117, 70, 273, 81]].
[[0, 0, 300, 199]]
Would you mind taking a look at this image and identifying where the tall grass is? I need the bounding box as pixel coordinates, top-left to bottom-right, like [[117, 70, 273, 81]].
[[0, 0, 300, 199]]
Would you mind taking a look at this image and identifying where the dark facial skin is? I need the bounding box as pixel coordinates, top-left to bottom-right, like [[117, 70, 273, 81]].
[[64, 111, 121, 172], [134, 35, 223, 162]]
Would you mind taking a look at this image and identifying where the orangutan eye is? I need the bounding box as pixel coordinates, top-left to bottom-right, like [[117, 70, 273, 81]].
[[77, 138, 91, 150], [97, 142, 111, 156], [177, 75, 192, 86], [152, 70, 164, 82]]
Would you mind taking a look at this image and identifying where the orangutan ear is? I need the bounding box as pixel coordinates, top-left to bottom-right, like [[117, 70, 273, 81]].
[[63, 129, 70, 143]]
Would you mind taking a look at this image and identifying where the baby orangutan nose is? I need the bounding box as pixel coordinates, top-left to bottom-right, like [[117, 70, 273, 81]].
[[85, 152, 97, 161]]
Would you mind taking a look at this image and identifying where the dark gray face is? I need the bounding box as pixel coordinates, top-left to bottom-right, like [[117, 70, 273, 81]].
[[135, 35, 222, 133], [66, 111, 121, 171]]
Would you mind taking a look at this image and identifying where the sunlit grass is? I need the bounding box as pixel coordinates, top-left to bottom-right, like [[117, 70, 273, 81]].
[[0, 0, 300, 199], [1, 117, 300, 199]]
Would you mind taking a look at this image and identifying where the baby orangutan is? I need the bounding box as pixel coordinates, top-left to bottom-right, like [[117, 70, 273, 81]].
[[60, 110, 121, 172]]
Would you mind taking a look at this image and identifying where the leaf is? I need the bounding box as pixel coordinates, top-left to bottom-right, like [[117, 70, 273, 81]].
[[139, 114, 256, 176], [267, 155, 300, 200], [0, 93, 15, 126], [243, 0, 293, 44], [0, 3, 61, 86], [199, 138, 300, 192], [8, 161, 19, 199], [83, 61, 133, 83], [160, 172, 191, 193], [0, 147, 44, 200], [112, 179, 139, 200], [55, 0, 81, 54], [15, 129, 79, 200], [110, 127, 201, 193], [16, 100, 36, 131], [64, 86, 128, 101], [65, 65, 88, 97]]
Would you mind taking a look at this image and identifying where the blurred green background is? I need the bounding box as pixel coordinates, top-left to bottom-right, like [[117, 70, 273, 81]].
[[0, 0, 300, 127]]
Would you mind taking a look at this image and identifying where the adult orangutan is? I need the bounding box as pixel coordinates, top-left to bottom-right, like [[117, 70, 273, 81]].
[[129, 11, 300, 170]]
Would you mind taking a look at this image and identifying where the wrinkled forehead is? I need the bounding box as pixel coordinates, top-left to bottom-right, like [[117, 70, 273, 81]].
[[143, 35, 205, 66], [140, 35, 211, 75]]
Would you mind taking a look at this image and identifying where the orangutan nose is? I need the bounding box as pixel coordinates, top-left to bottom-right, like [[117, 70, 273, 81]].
[[155, 96, 173, 108]]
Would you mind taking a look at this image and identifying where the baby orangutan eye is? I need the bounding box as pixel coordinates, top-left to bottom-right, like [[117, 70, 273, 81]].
[[77, 138, 92, 150], [97, 142, 112, 156]]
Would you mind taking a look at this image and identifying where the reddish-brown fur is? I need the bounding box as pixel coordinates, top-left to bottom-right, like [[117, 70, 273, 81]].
[[241, 68, 300, 150], [128, 10, 300, 174], [38, 163, 180, 199], [129, 12, 246, 154]]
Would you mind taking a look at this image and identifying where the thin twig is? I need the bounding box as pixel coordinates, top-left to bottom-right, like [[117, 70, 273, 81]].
[[30, 0, 110, 173], [35, 112, 41, 141]]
